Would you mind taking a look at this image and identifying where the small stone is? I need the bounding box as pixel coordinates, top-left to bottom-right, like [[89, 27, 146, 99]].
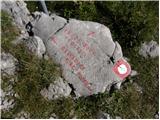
[[139, 40, 159, 58], [15, 110, 30, 119], [49, 113, 58, 119], [97, 111, 111, 119], [1, 79, 16, 111], [21, 30, 25, 34], [1, 52, 18, 76], [40, 77, 71, 100], [130, 70, 138, 77], [155, 112, 159, 119], [1, 98, 15, 110], [14, 93, 19, 98], [44, 54, 49, 60], [114, 82, 122, 90], [133, 83, 143, 94], [22, 36, 46, 58]]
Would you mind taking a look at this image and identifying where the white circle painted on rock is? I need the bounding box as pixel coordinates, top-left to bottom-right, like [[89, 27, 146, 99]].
[[118, 64, 127, 74]]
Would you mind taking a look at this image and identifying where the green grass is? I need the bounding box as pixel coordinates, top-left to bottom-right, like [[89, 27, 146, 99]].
[[1, 1, 159, 119], [1, 11, 73, 119]]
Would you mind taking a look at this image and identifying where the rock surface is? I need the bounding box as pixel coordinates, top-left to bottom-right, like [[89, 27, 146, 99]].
[[96, 111, 111, 119], [1, 88, 15, 110], [15, 110, 30, 119], [115, 116, 122, 119], [11, 31, 47, 59], [114, 82, 122, 90], [1, 0, 31, 30], [32, 12, 130, 97], [155, 112, 159, 119], [130, 70, 138, 77], [49, 113, 58, 119], [133, 82, 143, 94], [1, 78, 16, 111], [21, 36, 46, 58], [40, 77, 72, 100], [139, 40, 159, 58], [1, 52, 18, 76], [1, 52, 18, 111], [2, 1, 48, 59]]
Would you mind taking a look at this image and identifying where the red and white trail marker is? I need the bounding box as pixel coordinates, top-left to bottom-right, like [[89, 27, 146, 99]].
[[112, 58, 131, 80]]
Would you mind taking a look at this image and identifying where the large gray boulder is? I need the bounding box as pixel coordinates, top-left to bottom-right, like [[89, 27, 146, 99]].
[[1, 52, 18, 111], [32, 12, 131, 97]]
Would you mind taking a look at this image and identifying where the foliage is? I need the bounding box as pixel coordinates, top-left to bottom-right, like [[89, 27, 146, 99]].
[[95, 1, 159, 51]]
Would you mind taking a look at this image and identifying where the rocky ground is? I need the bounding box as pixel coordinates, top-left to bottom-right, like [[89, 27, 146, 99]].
[[1, 0, 159, 119]]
